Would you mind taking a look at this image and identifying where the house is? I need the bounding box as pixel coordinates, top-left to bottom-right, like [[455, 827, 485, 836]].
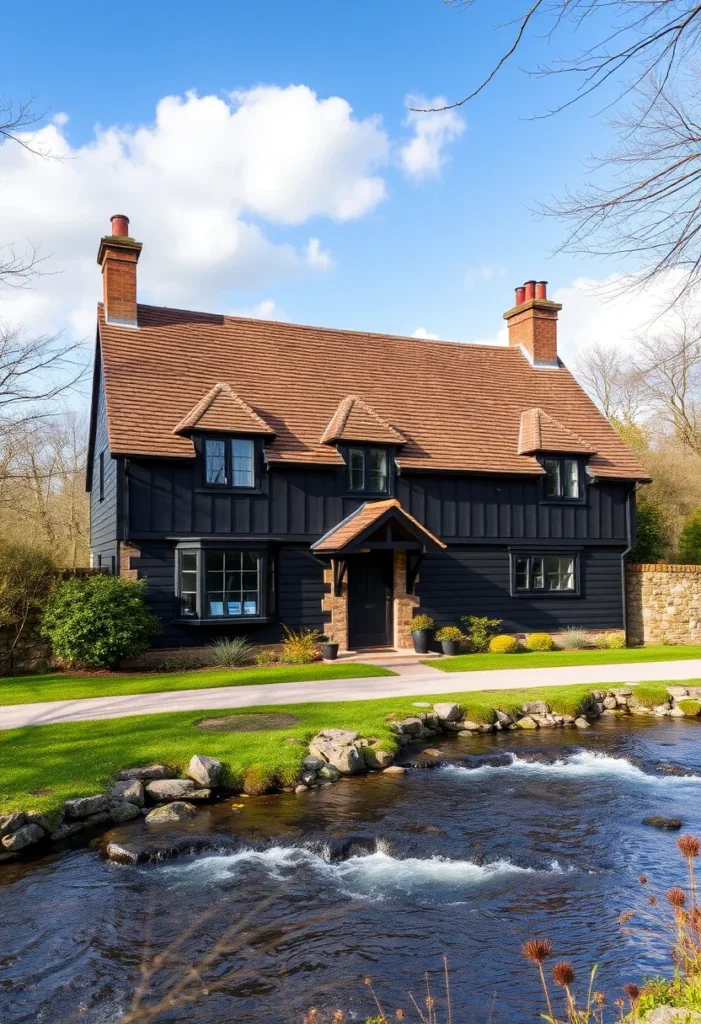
[[87, 215, 650, 652]]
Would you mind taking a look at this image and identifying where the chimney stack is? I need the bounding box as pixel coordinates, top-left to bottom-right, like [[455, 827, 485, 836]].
[[503, 279, 562, 367], [97, 214, 142, 327]]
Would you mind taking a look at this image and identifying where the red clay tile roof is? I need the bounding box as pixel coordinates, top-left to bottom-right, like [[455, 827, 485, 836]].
[[173, 382, 275, 437], [312, 498, 446, 553], [518, 407, 596, 456], [98, 303, 650, 480], [320, 395, 406, 446]]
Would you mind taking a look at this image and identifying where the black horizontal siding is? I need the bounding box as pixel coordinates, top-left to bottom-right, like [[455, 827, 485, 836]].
[[89, 373, 118, 571], [416, 546, 624, 633]]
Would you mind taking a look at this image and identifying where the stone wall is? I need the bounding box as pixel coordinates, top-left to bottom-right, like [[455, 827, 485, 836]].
[[393, 550, 419, 650], [627, 564, 701, 646], [322, 562, 348, 650]]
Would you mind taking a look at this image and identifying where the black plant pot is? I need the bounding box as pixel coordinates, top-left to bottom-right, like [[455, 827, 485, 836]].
[[322, 642, 339, 660], [440, 640, 460, 657], [412, 630, 431, 654]]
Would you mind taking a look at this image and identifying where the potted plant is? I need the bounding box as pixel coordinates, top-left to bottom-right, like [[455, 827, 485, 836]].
[[435, 625, 465, 657], [410, 614, 435, 654], [320, 634, 339, 660]]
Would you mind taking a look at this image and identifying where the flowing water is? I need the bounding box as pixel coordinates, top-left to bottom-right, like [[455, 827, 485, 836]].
[[3, 718, 701, 1023]]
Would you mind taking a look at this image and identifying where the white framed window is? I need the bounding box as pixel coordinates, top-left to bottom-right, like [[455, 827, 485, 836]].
[[177, 548, 263, 619], [512, 553, 579, 595]]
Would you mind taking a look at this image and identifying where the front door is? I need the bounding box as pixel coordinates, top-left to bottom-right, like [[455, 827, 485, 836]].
[[347, 552, 393, 649]]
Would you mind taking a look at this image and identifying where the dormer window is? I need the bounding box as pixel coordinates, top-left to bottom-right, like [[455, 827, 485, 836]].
[[544, 457, 581, 500], [204, 437, 255, 488], [347, 446, 389, 494]]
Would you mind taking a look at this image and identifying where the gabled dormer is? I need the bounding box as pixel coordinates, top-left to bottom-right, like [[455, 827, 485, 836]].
[[321, 395, 406, 496], [518, 407, 597, 502]]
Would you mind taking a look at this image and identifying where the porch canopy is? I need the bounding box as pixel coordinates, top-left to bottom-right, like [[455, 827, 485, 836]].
[[311, 498, 445, 557]]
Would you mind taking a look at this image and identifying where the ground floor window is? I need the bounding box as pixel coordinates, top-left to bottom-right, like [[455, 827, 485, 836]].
[[512, 553, 579, 594], [177, 547, 263, 618]]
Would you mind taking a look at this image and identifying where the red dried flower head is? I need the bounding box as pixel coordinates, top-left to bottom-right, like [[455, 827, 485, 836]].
[[667, 887, 687, 907], [395, 1012, 405, 1022], [649, 895, 658, 905], [364, 978, 372, 988], [639, 875, 648, 885], [332, 1013, 345, 1024], [623, 983, 640, 1004], [552, 962, 575, 987], [594, 992, 605, 1006], [678, 835, 701, 859], [522, 938, 553, 965], [619, 911, 635, 925]]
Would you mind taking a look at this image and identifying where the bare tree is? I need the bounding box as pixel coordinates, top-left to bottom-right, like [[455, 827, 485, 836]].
[[576, 342, 645, 422], [0, 322, 86, 421], [420, 2, 701, 298]]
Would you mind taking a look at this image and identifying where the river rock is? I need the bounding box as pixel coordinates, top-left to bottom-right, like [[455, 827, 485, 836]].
[[110, 780, 145, 807], [603, 696, 618, 709], [643, 816, 683, 830], [64, 794, 109, 819], [433, 702, 462, 722], [118, 764, 175, 781], [0, 812, 26, 836], [51, 821, 85, 841], [667, 686, 690, 698], [318, 764, 342, 781], [303, 756, 325, 771], [644, 1009, 701, 1023], [24, 811, 52, 832], [516, 715, 538, 729], [458, 720, 482, 731], [574, 717, 591, 729], [145, 779, 196, 801], [181, 788, 211, 801], [363, 745, 395, 770], [300, 770, 317, 786], [495, 710, 514, 727], [187, 754, 222, 787], [422, 748, 443, 757], [669, 708, 686, 718], [1, 823, 45, 851], [308, 731, 364, 774], [295, 784, 308, 794], [145, 801, 199, 824], [108, 800, 143, 823], [521, 701, 550, 715], [383, 765, 406, 774]]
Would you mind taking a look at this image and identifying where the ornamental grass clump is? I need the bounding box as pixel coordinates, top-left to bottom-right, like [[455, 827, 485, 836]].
[[556, 627, 589, 651], [208, 636, 254, 667], [488, 633, 518, 654], [280, 626, 321, 664], [525, 632, 554, 652]]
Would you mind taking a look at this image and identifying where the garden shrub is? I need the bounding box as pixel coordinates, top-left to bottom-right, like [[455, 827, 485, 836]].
[[556, 627, 589, 650], [606, 632, 627, 649], [434, 625, 466, 643], [462, 615, 502, 652], [628, 498, 668, 564], [209, 636, 254, 667], [280, 626, 320, 665], [678, 507, 701, 565], [0, 541, 58, 673], [242, 762, 276, 795], [489, 634, 518, 654], [255, 648, 280, 667], [410, 614, 435, 632], [525, 632, 554, 652], [41, 574, 161, 668]]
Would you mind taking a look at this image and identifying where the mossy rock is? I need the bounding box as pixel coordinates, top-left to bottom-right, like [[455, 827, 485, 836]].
[[677, 699, 701, 718]]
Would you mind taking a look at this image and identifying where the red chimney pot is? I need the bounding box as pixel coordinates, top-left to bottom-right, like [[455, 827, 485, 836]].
[[110, 214, 130, 238], [535, 280, 548, 300], [524, 280, 536, 301], [515, 285, 526, 305]]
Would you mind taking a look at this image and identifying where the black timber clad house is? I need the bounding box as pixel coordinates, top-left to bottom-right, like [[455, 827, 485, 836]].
[[87, 216, 650, 652]]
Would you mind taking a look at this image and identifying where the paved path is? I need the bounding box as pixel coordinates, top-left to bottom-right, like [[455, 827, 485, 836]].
[[3, 658, 701, 730]]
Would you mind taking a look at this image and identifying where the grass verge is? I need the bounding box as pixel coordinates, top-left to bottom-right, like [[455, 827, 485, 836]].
[[0, 662, 395, 706], [429, 644, 701, 673], [0, 680, 674, 816]]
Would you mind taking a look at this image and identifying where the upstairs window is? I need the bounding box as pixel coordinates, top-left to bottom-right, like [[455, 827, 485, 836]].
[[347, 446, 389, 494], [544, 457, 581, 500], [513, 554, 578, 594], [204, 437, 255, 488]]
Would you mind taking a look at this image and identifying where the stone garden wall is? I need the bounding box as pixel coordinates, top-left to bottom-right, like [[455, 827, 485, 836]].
[[627, 564, 701, 646]]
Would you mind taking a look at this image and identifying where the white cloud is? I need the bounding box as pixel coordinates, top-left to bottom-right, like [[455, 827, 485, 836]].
[[304, 237, 334, 271], [412, 327, 440, 340], [0, 85, 390, 339], [228, 299, 280, 320], [399, 95, 465, 181], [463, 264, 506, 290]]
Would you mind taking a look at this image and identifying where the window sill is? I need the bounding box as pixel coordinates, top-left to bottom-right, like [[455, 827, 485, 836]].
[[540, 498, 586, 506], [195, 487, 262, 495], [511, 591, 581, 599], [174, 616, 271, 626]]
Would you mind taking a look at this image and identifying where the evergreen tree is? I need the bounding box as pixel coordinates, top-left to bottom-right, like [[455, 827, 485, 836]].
[[678, 509, 701, 565]]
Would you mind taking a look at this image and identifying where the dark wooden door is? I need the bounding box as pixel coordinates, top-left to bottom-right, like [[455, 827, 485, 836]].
[[348, 552, 393, 649]]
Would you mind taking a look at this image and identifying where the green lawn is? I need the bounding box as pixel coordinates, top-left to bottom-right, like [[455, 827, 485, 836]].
[[0, 680, 673, 816], [0, 663, 396, 706], [429, 644, 701, 673]]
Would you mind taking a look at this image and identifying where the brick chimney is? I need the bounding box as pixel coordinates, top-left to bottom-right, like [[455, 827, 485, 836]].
[[503, 280, 562, 367], [97, 214, 142, 327]]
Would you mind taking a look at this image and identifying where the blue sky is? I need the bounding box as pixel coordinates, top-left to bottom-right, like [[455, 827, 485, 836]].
[[1, 1, 661, 368]]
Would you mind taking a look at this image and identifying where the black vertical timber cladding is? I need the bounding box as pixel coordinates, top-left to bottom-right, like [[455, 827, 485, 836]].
[[89, 373, 119, 569]]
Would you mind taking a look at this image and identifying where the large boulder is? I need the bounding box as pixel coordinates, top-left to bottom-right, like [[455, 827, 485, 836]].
[[1, 823, 46, 851], [118, 765, 175, 781], [516, 716, 539, 730], [187, 754, 222, 787], [457, 720, 482, 731], [308, 731, 365, 774], [574, 717, 591, 729], [50, 821, 84, 841], [64, 794, 110, 819], [145, 801, 198, 824], [433, 702, 462, 722], [643, 816, 683, 831], [145, 779, 197, 802], [521, 701, 550, 716], [108, 800, 143, 823], [110, 780, 145, 807], [644, 1009, 701, 1023], [363, 745, 395, 770]]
